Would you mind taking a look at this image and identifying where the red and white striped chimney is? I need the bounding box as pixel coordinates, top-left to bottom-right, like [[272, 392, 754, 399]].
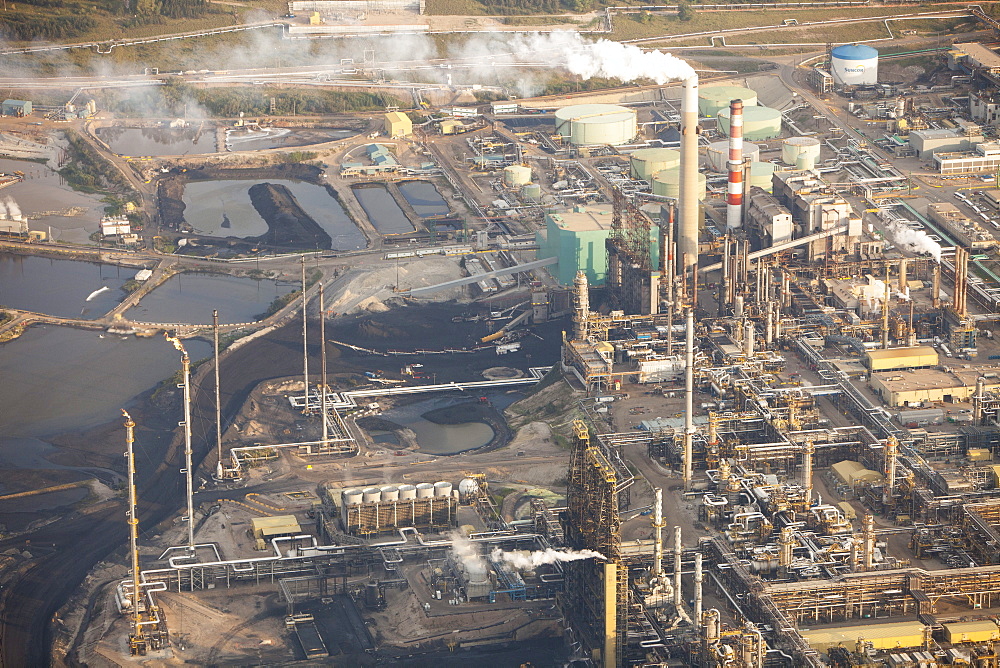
[[726, 99, 744, 231]]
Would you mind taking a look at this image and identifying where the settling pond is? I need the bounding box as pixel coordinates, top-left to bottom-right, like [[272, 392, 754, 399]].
[[181, 179, 366, 250], [225, 127, 355, 152], [96, 126, 213, 156], [397, 181, 449, 218], [127, 272, 297, 325], [352, 184, 414, 235], [0, 252, 136, 319]]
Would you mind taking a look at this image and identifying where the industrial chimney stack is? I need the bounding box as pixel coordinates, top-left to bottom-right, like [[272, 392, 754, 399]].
[[679, 75, 700, 298], [726, 99, 744, 231]]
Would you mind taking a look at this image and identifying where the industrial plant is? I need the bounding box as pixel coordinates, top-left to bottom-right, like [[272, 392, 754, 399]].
[[13, 4, 1000, 668]]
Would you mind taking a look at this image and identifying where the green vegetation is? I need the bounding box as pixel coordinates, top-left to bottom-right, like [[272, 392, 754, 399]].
[[59, 130, 135, 196], [501, 14, 580, 25], [104, 81, 404, 118], [283, 151, 319, 164], [254, 268, 321, 320]]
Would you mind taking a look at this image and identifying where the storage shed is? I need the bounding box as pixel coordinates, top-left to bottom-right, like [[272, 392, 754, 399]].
[[864, 346, 939, 372], [251, 515, 302, 540], [384, 111, 412, 138], [801, 621, 925, 652], [1, 100, 31, 116], [831, 460, 884, 487], [942, 620, 1000, 644]]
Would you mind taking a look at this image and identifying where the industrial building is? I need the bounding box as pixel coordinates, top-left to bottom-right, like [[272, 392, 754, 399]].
[[383, 111, 412, 138], [1, 99, 31, 116]]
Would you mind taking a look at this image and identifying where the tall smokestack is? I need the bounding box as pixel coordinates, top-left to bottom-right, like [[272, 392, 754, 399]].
[[727, 99, 744, 231], [679, 75, 700, 295]]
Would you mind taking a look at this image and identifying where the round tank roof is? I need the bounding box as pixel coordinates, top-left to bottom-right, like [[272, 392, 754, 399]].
[[718, 106, 782, 139], [554, 103, 634, 124], [831, 44, 878, 60], [699, 85, 757, 103]]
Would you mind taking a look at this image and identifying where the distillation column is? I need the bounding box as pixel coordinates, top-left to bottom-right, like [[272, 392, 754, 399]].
[[694, 552, 704, 628], [573, 270, 590, 341], [883, 436, 898, 507], [803, 440, 814, 506], [673, 526, 683, 609]]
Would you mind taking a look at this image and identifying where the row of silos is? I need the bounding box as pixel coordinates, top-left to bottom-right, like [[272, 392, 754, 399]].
[[342, 481, 455, 506]]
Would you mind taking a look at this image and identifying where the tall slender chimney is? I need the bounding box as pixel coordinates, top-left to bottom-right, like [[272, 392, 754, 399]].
[[683, 308, 695, 490], [679, 76, 700, 293], [727, 99, 744, 231]]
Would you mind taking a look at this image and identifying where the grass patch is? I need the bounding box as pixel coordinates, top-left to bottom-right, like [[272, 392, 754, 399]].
[[59, 130, 136, 196], [424, 0, 487, 14], [502, 14, 581, 25]]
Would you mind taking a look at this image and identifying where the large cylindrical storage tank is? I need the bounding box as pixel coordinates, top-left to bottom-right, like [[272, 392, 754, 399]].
[[521, 183, 541, 201], [554, 104, 637, 146], [651, 169, 707, 200], [781, 136, 821, 169], [434, 481, 453, 497], [831, 44, 878, 86], [398, 484, 417, 500], [718, 106, 782, 140], [749, 162, 776, 192], [416, 482, 435, 498], [628, 147, 680, 180], [503, 164, 532, 187], [380, 485, 400, 502], [342, 488, 364, 506], [362, 487, 382, 504], [705, 140, 759, 172], [698, 85, 758, 117]]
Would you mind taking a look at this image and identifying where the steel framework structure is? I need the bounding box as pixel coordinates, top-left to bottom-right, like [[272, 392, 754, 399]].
[[563, 420, 627, 667]]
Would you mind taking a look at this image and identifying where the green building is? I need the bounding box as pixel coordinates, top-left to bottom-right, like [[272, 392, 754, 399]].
[[537, 206, 660, 286]]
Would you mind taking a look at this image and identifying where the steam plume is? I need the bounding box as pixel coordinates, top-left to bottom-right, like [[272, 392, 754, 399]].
[[5, 197, 21, 219], [490, 547, 606, 568], [886, 220, 941, 261]]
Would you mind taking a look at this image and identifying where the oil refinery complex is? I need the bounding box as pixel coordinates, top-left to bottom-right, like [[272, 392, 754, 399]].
[[18, 5, 1000, 668]]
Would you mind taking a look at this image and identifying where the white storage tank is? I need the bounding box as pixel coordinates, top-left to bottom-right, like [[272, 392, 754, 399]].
[[748, 161, 776, 192], [782, 136, 822, 170], [651, 168, 707, 200], [521, 183, 542, 202], [434, 481, 453, 497], [416, 482, 435, 498], [362, 487, 382, 504], [380, 485, 400, 502], [554, 104, 637, 146], [503, 164, 532, 187], [458, 478, 479, 499], [628, 147, 680, 180], [342, 488, 364, 506], [717, 106, 782, 140], [398, 484, 417, 500], [831, 44, 878, 86], [705, 141, 759, 172], [698, 85, 758, 117]]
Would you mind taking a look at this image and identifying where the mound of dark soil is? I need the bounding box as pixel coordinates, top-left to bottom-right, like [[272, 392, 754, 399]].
[[248, 183, 332, 249]]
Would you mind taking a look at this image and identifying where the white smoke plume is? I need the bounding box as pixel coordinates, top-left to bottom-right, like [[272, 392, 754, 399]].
[[5, 196, 21, 219], [450, 532, 487, 571], [490, 547, 606, 569], [0, 199, 7, 220], [886, 220, 941, 261]]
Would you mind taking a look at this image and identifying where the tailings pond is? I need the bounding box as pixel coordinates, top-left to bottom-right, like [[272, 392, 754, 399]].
[[96, 126, 213, 156], [127, 272, 296, 325], [0, 252, 136, 318], [397, 180, 449, 218], [182, 179, 366, 250], [352, 184, 414, 235], [368, 393, 519, 455], [0, 325, 210, 440], [0, 157, 106, 245]]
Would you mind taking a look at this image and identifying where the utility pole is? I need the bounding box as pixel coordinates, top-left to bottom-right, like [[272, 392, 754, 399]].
[[301, 256, 310, 414], [213, 310, 223, 480], [319, 282, 328, 447]]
